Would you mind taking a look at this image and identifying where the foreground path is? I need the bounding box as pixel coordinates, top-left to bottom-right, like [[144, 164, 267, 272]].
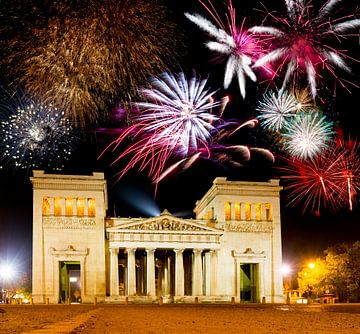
[[1, 304, 359, 334]]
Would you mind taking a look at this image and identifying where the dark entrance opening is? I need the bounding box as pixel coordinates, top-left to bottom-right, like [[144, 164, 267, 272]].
[[240, 263, 259, 303], [59, 261, 81, 304]]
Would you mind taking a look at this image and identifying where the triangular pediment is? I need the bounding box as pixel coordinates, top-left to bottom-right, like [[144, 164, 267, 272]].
[[107, 213, 221, 233]]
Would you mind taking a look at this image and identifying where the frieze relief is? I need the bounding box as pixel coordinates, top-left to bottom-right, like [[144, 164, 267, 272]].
[[123, 218, 202, 231], [43, 217, 96, 229], [225, 221, 272, 233]]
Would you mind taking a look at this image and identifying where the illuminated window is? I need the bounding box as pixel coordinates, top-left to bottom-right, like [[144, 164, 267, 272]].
[[266, 203, 272, 221], [54, 198, 62, 216], [245, 203, 251, 221], [234, 203, 241, 220], [88, 198, 96, 217], [42, 197, 50, 215], [77, 198, 85, 216], [225, 202, 231, 220], [255, 203, 262, 221], [65, 198, 73, 216]]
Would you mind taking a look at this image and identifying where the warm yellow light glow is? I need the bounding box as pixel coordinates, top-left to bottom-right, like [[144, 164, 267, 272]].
[[77, 198, 85, 216], [225, 202, 231, 220], [308, 262, 315, 269], [54, 198, 62, 216], [234, 203, 241, 220], [245, 203, 251, 221], [65, 198, 74, 216], [255, 203, 261, 221], [265, 203, 272, 221], [42, 197, 50, 215], [88, 198, 96, 217], [0, 263, 15, 281]]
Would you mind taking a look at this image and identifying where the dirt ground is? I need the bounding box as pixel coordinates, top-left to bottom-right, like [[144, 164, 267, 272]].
[[1, 303, 360, 334]]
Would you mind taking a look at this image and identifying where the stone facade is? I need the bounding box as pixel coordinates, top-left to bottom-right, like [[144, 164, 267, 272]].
[[31, 171, 284, 304]]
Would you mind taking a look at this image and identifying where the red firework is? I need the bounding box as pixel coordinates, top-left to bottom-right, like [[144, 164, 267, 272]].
[[278, 136, 360, 214]]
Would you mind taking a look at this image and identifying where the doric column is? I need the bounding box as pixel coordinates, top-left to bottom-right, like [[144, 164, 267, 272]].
[[193, 249, 203, 296], [110, 247, 119, 296], [127, 248, 136, 296], [146, 248, 156, 297], [204, 252, 211, 296], [241, 203, 246, 221], [261, 203, 267, 221], [84, 198, 88, 216], [210, 250, 217, 296], [250, 203, 256, 221], [49, 198, 54, 215], [174, 249, 184, 296]]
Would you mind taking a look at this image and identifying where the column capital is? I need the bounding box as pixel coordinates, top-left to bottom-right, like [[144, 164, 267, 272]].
[[109, 247, 119, 255], [174, 248, 185, 254], [126, 247, 136, 254], [193, 249, 203, 254], [146, 248, 156, 254], [209, 249, 218, 254]]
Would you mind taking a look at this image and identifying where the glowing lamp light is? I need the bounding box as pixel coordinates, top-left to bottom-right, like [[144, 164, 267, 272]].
[[281, 264, 292, 276], [308, 262, 315, 269], [69, 277, 78, 283], [0, 263, 16, 281]]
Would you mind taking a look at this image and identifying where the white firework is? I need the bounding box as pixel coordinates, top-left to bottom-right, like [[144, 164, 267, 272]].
[[134, 72, 226, 155], [282, 112, 334, 159], [257, 91, 299, 131], [0, 101, 76, 170], [185, 2, 260, 99]]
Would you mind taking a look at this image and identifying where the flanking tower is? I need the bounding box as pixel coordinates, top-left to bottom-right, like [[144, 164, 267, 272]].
[[194, 177, 284, 303], [30, 170, 108, 304]]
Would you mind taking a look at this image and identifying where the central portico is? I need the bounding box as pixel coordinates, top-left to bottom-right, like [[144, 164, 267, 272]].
[[105, 209, 223, 302]]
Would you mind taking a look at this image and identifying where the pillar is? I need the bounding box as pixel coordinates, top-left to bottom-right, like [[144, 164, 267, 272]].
[[241, 202, 246, 221], [193, 249, 203, 296], [210, 250, 217, 296], [146, 249, 156, 297], [127, 248, 136, 296], [50, 198, 54, 215], [251, 203, 256, 221], [110, 248, 119, 296], [204, 252, 211, 296], [261, 203, 267, 221], [174, 249, 184, 296]]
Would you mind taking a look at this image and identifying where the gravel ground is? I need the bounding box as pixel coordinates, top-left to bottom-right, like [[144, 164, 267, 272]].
[[1, 303, 359, 334]]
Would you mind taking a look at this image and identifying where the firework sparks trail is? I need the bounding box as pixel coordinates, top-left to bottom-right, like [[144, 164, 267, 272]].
[[249, 0, 360, 98], [100, 72, 273, 187], [278, 137, 360, 213], [282, 111, 334, 159], [0, 98, 77, 170], [185, 0, 263, 99]]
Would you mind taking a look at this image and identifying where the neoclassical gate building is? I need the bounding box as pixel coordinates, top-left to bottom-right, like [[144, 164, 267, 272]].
[[31, 171, 284, 304]]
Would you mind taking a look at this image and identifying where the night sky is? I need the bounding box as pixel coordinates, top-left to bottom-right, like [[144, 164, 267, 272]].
[[0, 0, 359, 277]]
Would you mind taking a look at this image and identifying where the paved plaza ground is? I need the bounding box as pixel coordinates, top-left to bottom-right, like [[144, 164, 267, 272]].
[[1, 303, 359, 333]]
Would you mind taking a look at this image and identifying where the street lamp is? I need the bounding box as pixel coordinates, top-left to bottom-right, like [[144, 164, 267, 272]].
[[0, 262, 16, 303]]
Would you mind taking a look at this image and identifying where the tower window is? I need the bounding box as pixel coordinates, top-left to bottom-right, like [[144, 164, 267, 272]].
[[245, 203, 251, 221], [65, 198, 73, 216], [54, 198, 62, 216], [77, 198, 85, 216], [255, 203, 262, 221], [225, 202, 231, 220], [235, 203, 241, 220], [42, 197, 50, 215], [88, 198, 96, 217]]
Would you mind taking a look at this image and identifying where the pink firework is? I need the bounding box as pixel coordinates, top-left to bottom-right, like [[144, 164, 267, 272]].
[[185, 1, 264, 98], [250, 0, 360, 98], [100, 72, 274, 188], [278, 136, 360, 214]]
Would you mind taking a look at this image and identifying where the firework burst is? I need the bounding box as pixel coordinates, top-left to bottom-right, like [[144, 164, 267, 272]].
[[0, 0, 178, 124], [185, 0, 261, 98], [278, 137, 360, 213], [282, 112, 334, 159], [257, 90, 299, 131], [100, 72, 273, 186], [0, 98, 76, 170], [250, 0, 360, 98]]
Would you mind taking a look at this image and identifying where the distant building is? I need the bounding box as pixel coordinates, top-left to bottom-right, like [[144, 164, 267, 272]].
[[31, 171, 284, 304]]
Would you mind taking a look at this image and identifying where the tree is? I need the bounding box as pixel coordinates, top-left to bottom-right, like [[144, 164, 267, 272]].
[[297, 241, 360, 302]]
